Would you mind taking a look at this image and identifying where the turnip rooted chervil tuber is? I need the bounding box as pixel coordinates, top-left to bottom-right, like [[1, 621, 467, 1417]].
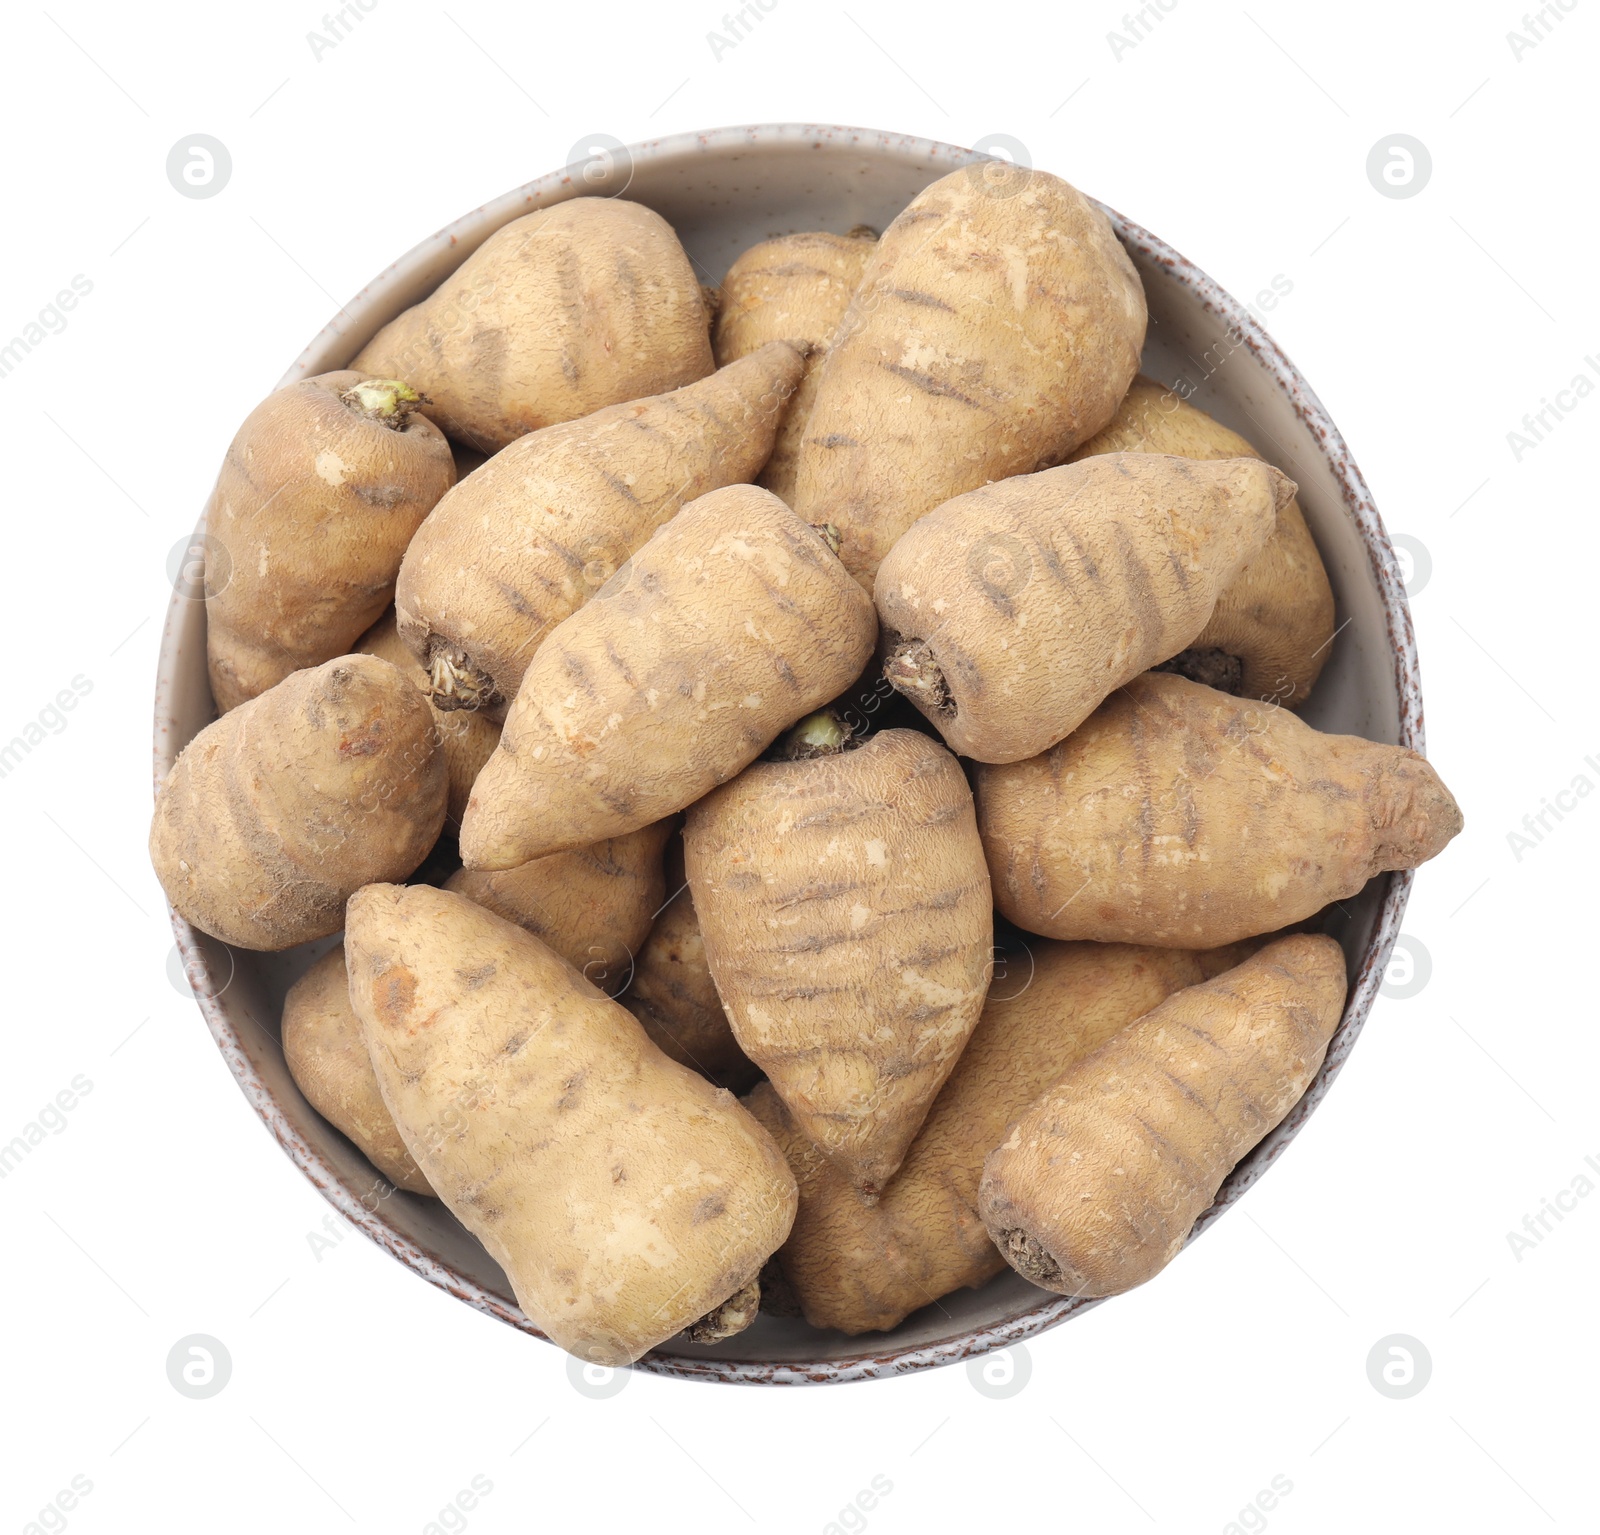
[[748, 937, 1261, 1334], [282, 945, 434, 1198], [352, 198, 714, 453], [443, 820, 671, 997], [978, 673, 1464, 948], [874, 453, 1295, 763], [459, 484, 878, 869], [396, 342, 807, 716], [1069, 376, 1336, 707], [686, 724, 993, 1202], [204, 372, 455, 713], [794, 165, 1147, 589], [979, 935, 1348, 1298], [712, 229, 878, 505], [622, 835, 761, 1095], [149, 655, 447, 951], [345, 884, 797, 1366]]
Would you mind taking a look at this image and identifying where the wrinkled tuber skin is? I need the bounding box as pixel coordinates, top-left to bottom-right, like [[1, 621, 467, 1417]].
[[460, 484, 878, 870], [1070, 376, 1337, 708], [352, 198, 714, 453], [622, 837, 761, 1094], [795, 166, 1146, 590], [356, 610, 499, 831], [875, 453, 1295, 763], [282, 944, 434, 1197], [149, 655, 447, 951], [444, 820, 671, 997], [749, 938, 1263, 1335], [713, 231, 877, 505], [686, 728, 993, 1203], [205, 372, 455, 712], [396, 343, 807, 717], [345, 884, 797, 1367], [978, 673, 1465, 948], [979, 936, 1347, 1298]]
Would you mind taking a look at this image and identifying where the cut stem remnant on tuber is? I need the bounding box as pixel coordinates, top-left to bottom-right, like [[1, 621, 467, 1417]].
[[428, 642, 501, 713], [683, 1278, 762, 1344], [811, 521, 843, 556], [772, 709, 855, 761], [339, 378, 426, 430], [884, 635, 953, 716], [994, 1226, 1064, 1289]]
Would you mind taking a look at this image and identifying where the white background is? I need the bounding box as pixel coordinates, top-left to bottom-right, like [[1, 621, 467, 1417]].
[[2, 1, 1594, 1531]]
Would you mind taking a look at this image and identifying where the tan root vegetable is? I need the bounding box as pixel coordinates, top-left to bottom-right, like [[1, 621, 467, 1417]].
[[979, 935, 1347, 1297], [712, 231, 878, 504], [356, 611, 499, 830], [876, 454, 1295, 763], [459, 484, 878, 869], [622, 837, 760, 1093], [205, 372, 455, 712], [978, 673, 1464, 947], [685, 727, 993, 1201], [444, 819, 671, 996], [345, 884, 797, 1365], [150, 656, 446, 950], [748, 938, 1257, 1334], [282, 945, 433, 1196], [794, 165, 1146, 588], [352, 198, 714, 453], [360, 198, 716, 454], [1070, 377, 1336, 705], [395, 342, 807, 715]]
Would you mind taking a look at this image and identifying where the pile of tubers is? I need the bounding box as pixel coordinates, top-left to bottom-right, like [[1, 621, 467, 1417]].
[[152, 165, 1463, 1367]]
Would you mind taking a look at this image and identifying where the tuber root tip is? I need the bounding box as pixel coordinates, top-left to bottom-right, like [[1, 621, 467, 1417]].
[[1369, 753, 1465, 870], [1267, 465, 1299, 516]]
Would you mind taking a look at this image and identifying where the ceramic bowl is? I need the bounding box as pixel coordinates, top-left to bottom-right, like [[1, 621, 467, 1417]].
[[154, 123, 1421, 1385]]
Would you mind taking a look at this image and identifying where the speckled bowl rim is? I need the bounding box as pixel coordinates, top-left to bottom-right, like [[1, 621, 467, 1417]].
[[154, 122, 1421, 1386]]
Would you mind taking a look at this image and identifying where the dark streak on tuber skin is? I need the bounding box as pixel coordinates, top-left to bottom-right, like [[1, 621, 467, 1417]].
[[995, 1226, 1065, 1290], [883, 634, 955, 718], [427, 640, 502, 712], [845, 224, 880, 241], [339, 378, 429, 432], [683, 1277, 761, 1344], [1154, 646, 1245, 696]]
